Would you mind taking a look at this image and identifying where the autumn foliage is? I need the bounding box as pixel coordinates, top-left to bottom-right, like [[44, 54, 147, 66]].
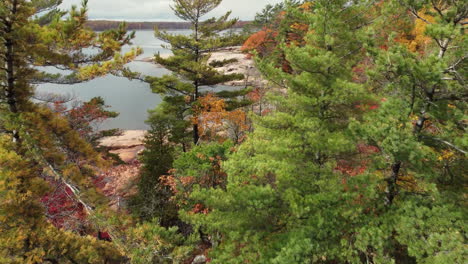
[[41, 178, 88, 232], [241, 2, 312, 59], [395, 11, 434, 53], [193, 93, 250, 143], [241, 28, 278, 58]]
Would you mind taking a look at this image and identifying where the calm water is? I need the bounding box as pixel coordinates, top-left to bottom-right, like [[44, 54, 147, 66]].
[[36, 30, 229, 130]]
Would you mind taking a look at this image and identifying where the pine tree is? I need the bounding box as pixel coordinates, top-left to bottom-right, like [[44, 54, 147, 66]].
[[249, 0, 301, 29], [143, 0, 245, 144], [347, 0, 467, 262], [0, 0, 139, 262], [188, 1, 466, 263], [50, 96, 120, 145], [187, 1, 375, 262], [128, 0, 249, 243], [128, 111, 179, 227], [169, 140, 233, 210], [0, 139, 124, 263]]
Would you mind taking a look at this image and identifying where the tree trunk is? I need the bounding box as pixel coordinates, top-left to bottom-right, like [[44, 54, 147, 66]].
[[386, 161, 401, 205], [193, 12, 200, 145], [193, 123, 199, 144], [4, 0, 21, 144]]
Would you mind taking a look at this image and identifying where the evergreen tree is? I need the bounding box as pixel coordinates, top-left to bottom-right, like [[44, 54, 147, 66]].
[[128, 95, 193, 229], [0, 139, 124, 263], [55, 96, 120, 145], [346, 0, 467, 262], [128, 111, 179, 227], [250, 0, 303, 29], [0, 0, 139, 262], [188, 1, 374, 262], [170, 141, 233, 210], [129, 0, 249, 240], [187, 1, 467, 263], [171, 141, 233, 246], [143, 0, 245, 144]]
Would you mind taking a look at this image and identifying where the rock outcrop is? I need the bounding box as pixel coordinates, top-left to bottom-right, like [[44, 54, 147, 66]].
[[99, 130, 146, 163], [142, 46, 265, 86]]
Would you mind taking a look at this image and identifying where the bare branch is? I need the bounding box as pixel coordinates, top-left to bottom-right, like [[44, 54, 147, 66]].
[[446, 54, 467, 71], [23, 135, 95, 214], [30, 75, 84, 85], [408, 7, 433, 24], [421, 135, 468, 155], [433, 138, 468, 155], [33, 91, 77, 104]]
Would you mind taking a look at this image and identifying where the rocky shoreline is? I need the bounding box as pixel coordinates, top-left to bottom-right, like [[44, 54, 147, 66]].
[[141, 46, 264, 86], [96, 46, 265, 209], [99, 130, 147, 163], [99, 48, 264, 162]]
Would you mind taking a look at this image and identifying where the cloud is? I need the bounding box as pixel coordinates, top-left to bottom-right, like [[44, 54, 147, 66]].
[[60, 0, 283, 21]]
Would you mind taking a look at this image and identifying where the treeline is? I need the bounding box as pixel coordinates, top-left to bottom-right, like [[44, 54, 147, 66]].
[[86, 20, 251, 31]]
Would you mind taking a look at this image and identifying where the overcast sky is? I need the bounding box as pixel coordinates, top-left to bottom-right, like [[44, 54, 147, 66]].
[[60, 0, 284, 21]]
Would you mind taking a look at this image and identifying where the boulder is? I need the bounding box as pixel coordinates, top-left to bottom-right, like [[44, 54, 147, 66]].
[[192, 255, 207, 264]]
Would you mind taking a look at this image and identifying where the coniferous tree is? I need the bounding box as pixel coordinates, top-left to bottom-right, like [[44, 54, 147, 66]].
[[347, 0, 467, 262], [129, 0, 248, 232], [0, 0, 139, 262], [128, 111, 179, 226], [187, 1, 374, 262], [250, 0, 303, 29], [186, 1, 467, 263], [128, 96, 192, 229], [144, 0, 245, 144]]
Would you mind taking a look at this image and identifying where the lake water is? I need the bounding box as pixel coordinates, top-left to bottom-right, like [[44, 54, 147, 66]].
[[36, 30, 231, 130]]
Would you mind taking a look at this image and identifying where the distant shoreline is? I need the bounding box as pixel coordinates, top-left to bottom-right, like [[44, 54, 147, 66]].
[[86, 20, 251, 31]]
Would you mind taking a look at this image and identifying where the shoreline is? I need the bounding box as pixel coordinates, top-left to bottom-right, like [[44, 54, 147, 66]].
[[141, 46, 264, 86], [99, 47, 265, 162], [100, 130, 147, 163]]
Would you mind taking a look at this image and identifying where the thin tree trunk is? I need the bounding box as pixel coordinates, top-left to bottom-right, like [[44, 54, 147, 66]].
[[192, 9, 201, 144], [5, 0, 18, 114], [193, 123, 199, 144], [385, 161, 401, 205], [193, 80, 200, 144], [4, 0, 21, 144]]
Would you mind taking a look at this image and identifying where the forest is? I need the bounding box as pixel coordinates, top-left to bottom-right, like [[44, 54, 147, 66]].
[[0, 0, 466, 263]]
